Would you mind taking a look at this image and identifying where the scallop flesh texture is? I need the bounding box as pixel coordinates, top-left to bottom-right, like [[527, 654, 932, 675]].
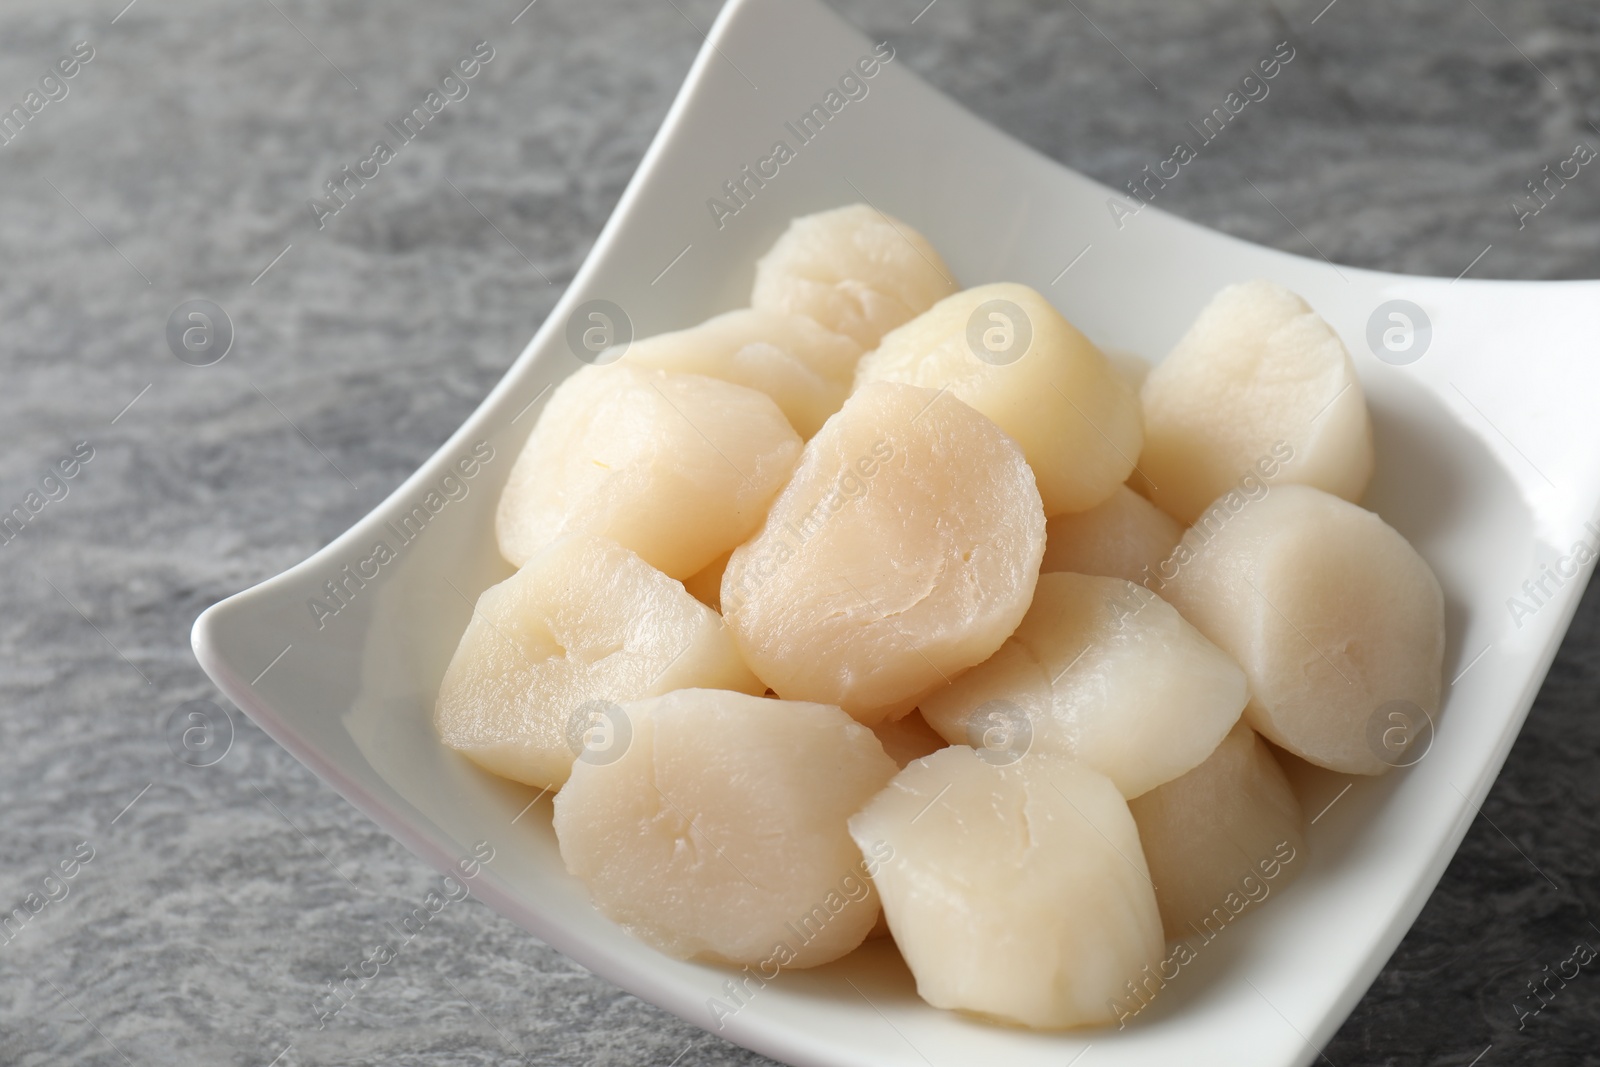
[[495, 364, 802, 578], [1128, 720, 1307, 941], [871, 709, 949, 769], [617, 308, 864, 438], [721, 381, 1046, 724], [1157, 484, 1445, 775], [854, 282, 1143, 515], [750, 204, 957, 348], [848, 746, 1164, 1029], [434, 534, 762, 790], [920, 572, 1247, 798], [553, 689, 898, 968], [1137, 280, 1373, 523], [1042, 484, 1185, 585]]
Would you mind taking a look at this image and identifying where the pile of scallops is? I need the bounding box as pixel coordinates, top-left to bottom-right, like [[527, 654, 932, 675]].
[[435, 205, 1445, 1030]]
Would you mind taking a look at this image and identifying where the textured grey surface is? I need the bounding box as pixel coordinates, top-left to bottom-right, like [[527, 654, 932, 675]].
[[0, 0, 1597, 1064]]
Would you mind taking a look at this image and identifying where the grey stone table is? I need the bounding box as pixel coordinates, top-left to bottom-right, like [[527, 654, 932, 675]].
[[1, 0, 1597, 1064]]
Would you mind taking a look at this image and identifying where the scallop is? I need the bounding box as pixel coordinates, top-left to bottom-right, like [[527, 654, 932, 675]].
[[1157, 484, 1445, 775], [750, 204, 957, 348], [553, 689, 897, 968], [920, 572, 1247, 798], [618, 308, 863, 438], [434, 534, 762, 790], [848, 746, 1164, 1029], [853, 282, 1143, 515], [495, 365, 802, 577], [721, 381, 1046, 724], [1127, 720, 1306, 940], [1042, 484, 1184, 585], [1137, 280, 1373, 523]]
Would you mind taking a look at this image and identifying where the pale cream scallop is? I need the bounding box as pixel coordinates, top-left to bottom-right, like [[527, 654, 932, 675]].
[[848, 747, 1164, 1030], [920, 572, 1247, 798], [433, 535, 762, 791], [617, 308, 864, 438], [750, 204, 957, 348], [721, 381, 1046, 724], [1158, 484, 1445, 775], [1138, 280, 1374, 523], [495, 365, 802, 578], [1128, 720, 1307, 940], [553, 689, 897, 968], [854, 282, 1143, 515], [1042, 484, 1184, 585]]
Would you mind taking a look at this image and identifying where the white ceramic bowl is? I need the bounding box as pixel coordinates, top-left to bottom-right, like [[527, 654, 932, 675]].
[[193, 0, 1600, 1063]]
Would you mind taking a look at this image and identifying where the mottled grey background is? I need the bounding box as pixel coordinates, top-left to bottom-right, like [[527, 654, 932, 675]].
[[0, 0, 1597, 1064]]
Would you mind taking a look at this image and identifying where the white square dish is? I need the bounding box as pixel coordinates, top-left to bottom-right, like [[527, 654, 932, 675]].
[[192, 0, 1600, 1063]]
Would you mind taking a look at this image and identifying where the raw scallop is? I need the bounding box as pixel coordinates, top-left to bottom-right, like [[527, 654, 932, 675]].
[[848, 746, 1164, 1029], [1158, 484, 1444, 775], [496, 365, 801, 577], [920, 572, 1247, 798], [722, 381, 1045, 723], [554, 689, 897, 967], [1137, 280, 1373, 523], [750, 204, 956, 348], [435, 534, 761, 790]]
